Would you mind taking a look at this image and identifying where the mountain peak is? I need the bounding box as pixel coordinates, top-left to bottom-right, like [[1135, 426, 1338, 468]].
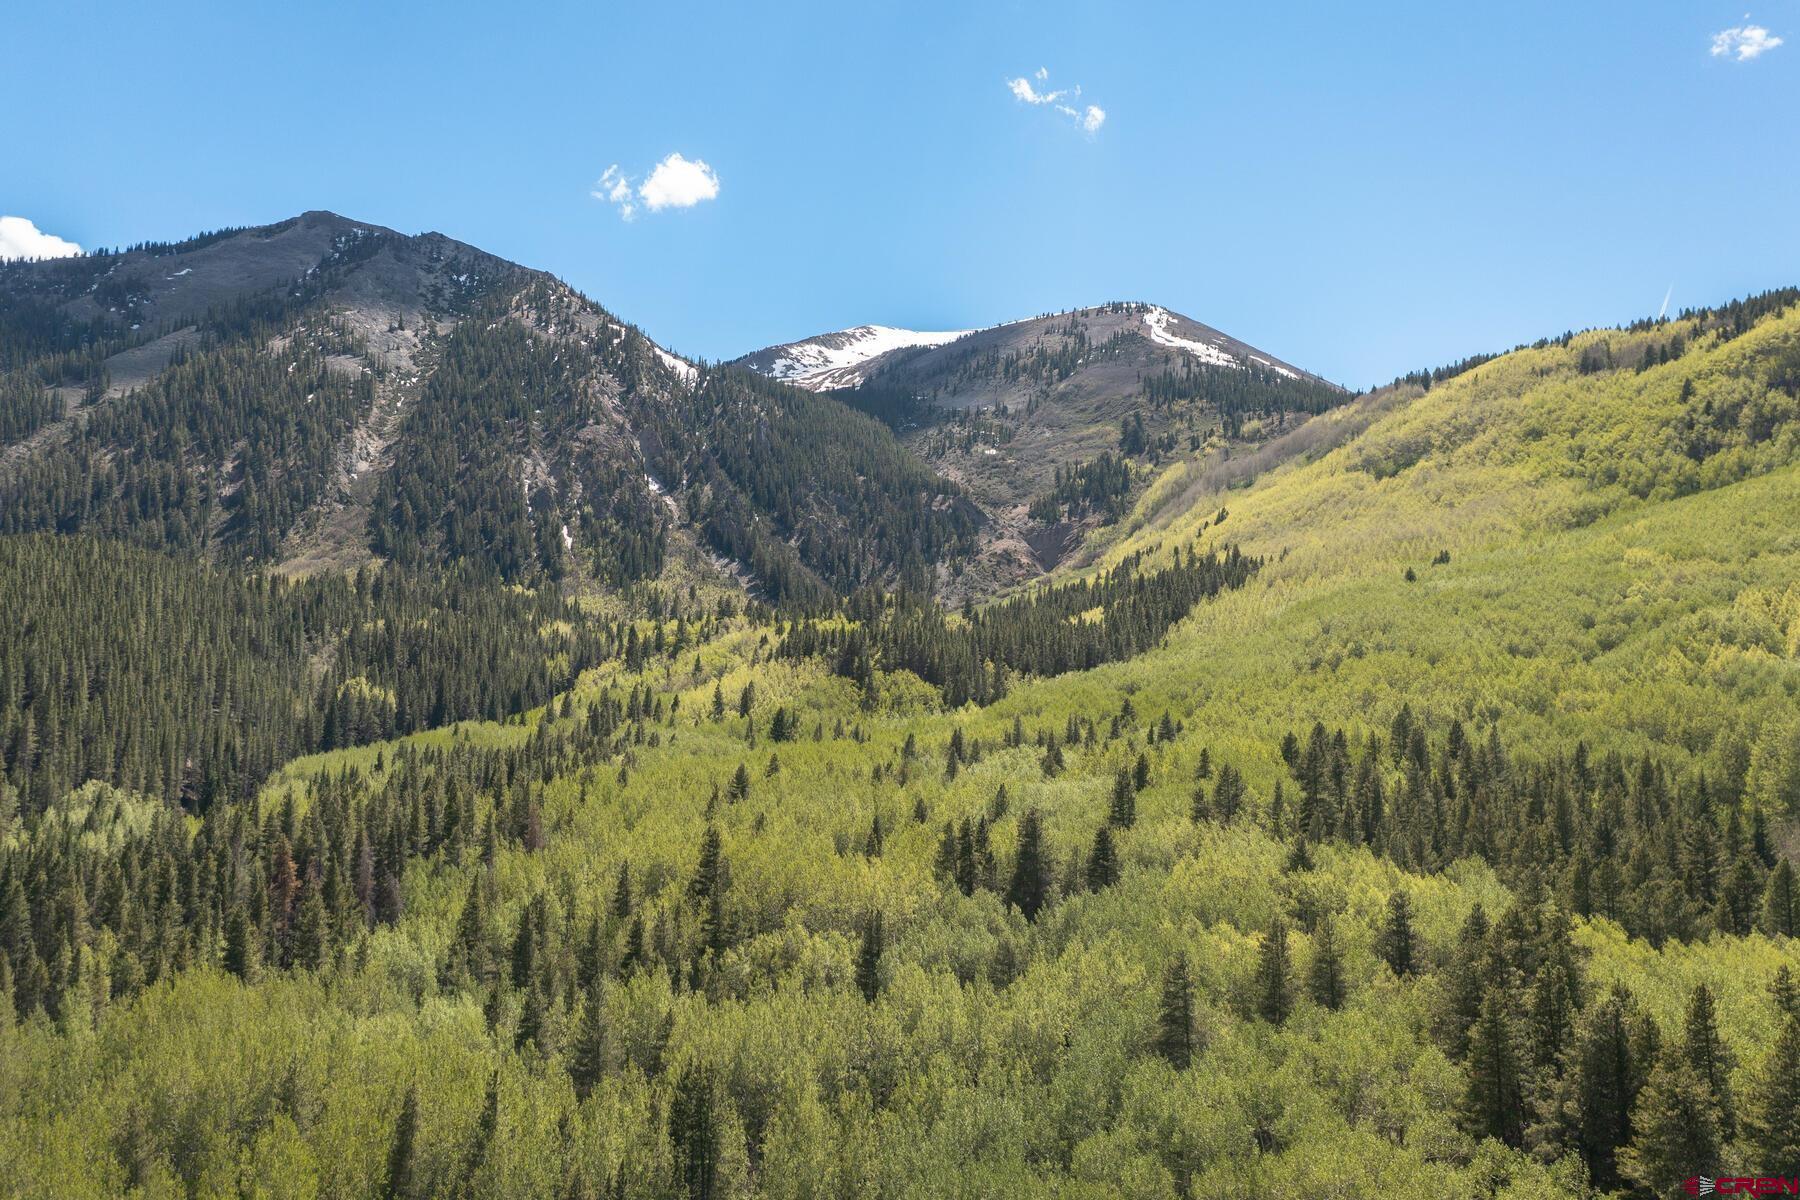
[[731, 323, 975, 390], [732, 302, 1332, 394]]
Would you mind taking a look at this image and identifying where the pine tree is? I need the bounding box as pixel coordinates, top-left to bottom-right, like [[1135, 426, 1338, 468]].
[[1154, 951, 1195, 1068], [1763, 859, 1797, 937], [442, 873, 491, 989], [1255, 918, 1293, 1025], [383, 1085, 420, 1200], [570, 987, 608, 1100], [1434, 904, 1489, 1058], [669, 1064, 719, 1200], [1109, 770, 1136, 828], [1680, 983, 1735, 1141], [461, 1070, 501, 1186], [1744, 1007, 1800, 1176], [1564, 990, 1648, 1192], [1212, 764, 1246, 823], [1461, 989, 1525, 1147], [1375, 891, 1417, 977], [1006, 810, 1051, 921], [855, 910, 884, 1002], [224, 907, 259, 982], [1619, 1061, 1722, 1199], [1085, 824, 1119, 891], [1307, 916, 1346, 1011]]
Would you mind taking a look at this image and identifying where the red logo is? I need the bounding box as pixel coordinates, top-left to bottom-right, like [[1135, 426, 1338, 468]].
[[1686, 1179, 1800, 1197]]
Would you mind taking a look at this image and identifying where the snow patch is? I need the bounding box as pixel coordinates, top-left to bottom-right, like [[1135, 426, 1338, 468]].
[[764, 324, 972, 391], [166, 268, 192, 279], [654, 345, 697, 383], [561, 523, 574, 550], [1142, 307, 1239, 369]]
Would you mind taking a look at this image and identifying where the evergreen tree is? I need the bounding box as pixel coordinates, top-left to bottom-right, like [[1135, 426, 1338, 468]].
[[1744, 1007, 1800, 1176], [1307, 916, 1346, 1011], [224, 907, 259, 983], [1006, 810, 1052, 921], [1461, 989, 1525, 1147], [1085, 824, 1119, 891], [1109, 770, 1136, 828], [1375, 891, 1417, 977], [1154, 951, 1195, 1068], [571, 987, 609, 1101], [1434, 904, 1490, 1058], [1763, 859, 1797, 937], [383, 1085, 420, 1200], [855, 910, 884, 1002], [461, 1071, 501, 1188], [669, 1064, 719, 1200], [1618, 1061, 1722, 1200], [1679, 983, 1735, 1142], [1563, 990, 1650, 1192], [1212, 763, 1247, 823], [1255, 918, 1293, 1025]]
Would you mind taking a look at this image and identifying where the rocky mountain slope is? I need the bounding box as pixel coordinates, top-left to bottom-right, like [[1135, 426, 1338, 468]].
[[0, 212, 977, 605], [739, 302, 1347, 597]]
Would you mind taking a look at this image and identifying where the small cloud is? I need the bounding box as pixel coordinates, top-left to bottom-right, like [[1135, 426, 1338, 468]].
[[1056, 103, 1106, 133], [1711, 23, 1782, 60], [0, 215, 82, 262], [1007, 75, 1070, 105], [592, 154, 720, 221], [593, 165, 636, 220], [639, 154, 721, 212], [1006, 68, 1104, 134]]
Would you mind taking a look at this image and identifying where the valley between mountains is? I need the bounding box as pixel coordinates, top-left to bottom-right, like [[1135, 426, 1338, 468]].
[[3, 213, 1800, 1198]]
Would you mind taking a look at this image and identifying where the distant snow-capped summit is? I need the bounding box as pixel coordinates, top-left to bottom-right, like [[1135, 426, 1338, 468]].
[[731, 324, 973, 391]]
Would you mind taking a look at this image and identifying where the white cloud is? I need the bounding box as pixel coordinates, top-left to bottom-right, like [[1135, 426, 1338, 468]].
[[1007, 75, 1070, 105], [1056, 103, 1106, 133], [1006, 68, 1104, 134], [639, 154, 721, 211], [0, 216, 82, 262], [593, 165, 636, 220], [1712, 23, 1783, 60], [592, 154, 721, 221]]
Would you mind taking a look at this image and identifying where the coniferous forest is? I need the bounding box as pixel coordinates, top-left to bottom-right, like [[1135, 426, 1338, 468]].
[[2, 210, 1800, 1200]]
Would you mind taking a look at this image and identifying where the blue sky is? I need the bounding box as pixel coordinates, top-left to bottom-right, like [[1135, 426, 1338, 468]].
[[5, 0, 1795, 387]]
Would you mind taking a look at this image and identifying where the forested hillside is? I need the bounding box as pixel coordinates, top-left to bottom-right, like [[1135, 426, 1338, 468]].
[[2, 277, 1798, 1199], [0, 213, 982, 602], [776, 303, 1352, 599]]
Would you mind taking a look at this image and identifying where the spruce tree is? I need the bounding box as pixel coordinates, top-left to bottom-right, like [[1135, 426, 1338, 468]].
[[1618, 1061, 1722, 1198], [1085, 825, 1119, 891], [570, 987, 608, 1100], [1006, 810, 1051, 921], [1307, 916, 1346, 1011], [855, 910, 884, 1002], [1680, 983, 1735, 1141], [1763, 859, 1797, 937], [669, 1064, 719, 1200], [461, 1070, 500, 1186], [1744, 1007, 1800, 1176], [1564, 990, 1648, 1192], [383, 1085, 420, 1200], [1255, 918, 1293, 1025], [1109, 770, 1136, 828], [1154, 951, 1195, 1068], [1375, 891, 1417, 977], [1212, 764, 1246, 823], [224, 907, 259, 983], [1461, 989, 1525, 1147]]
